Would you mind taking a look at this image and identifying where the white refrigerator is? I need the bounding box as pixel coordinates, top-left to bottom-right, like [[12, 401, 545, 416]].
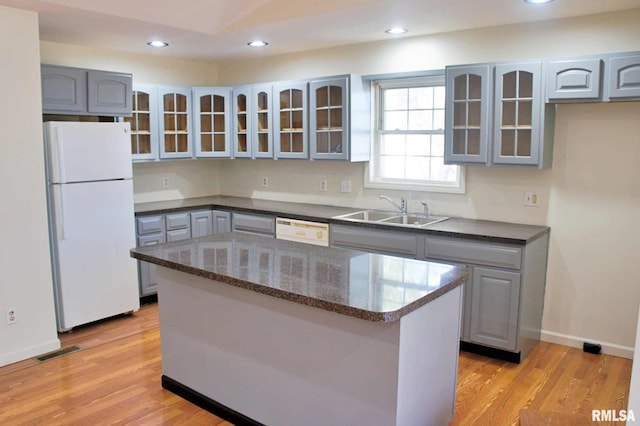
[[44, 121, 140, 332]]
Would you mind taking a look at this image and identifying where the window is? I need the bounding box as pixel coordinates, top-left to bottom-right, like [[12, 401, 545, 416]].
[[365, 75, 464, 193]]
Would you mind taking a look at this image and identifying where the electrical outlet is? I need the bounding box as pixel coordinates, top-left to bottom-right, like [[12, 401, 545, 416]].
[[320, 179, 328, 192], [261, 176, 269, 188], [524, 191, 539, 207], [340, 180, 352, 193], [162, 177, 169, 188], [6, 307, 17, 325]]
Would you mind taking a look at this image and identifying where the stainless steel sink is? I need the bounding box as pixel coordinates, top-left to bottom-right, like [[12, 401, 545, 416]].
[[333, 210, 448, 228]]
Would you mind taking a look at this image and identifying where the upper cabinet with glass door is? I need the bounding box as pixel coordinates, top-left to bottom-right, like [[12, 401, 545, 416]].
[[444, 65, 491, 165], [125, 83, 159, 161], [309, 75, 370, 161], [193, 87, 231, 158], [233, 85, 273, 159], [493, 62, 554, 169], [158, 86, 192, 159], [273, 81, 308, 159]]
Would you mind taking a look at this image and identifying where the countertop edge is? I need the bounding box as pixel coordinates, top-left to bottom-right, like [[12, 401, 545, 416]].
[[130, 249, 469, 323], [134, 196, 550, 245]]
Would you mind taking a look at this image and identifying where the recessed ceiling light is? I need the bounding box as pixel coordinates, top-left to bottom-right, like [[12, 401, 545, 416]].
[[147, 40, 169, 47], [385, 27, 408, 35], [248, 40, 268, 47], [524, 0, 554, 4]]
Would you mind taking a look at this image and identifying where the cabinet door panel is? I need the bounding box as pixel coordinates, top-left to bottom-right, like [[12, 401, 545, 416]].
[[191, 210, 213, 237], [166, 228, 191, 242], [88, 71, 132, 115], [470, 267, 521, 351], [213, 210, 231, 233], [546, 59, 602, 101], [330, 224, 417, 257], [493, 62, 543, 166], [310, 78, 349, 160], [137, 232, 165, 297], [193, 87, 231, 158], [165, 212, 190, 231], [41, 65, 87, 113], [608, 55, 640, 99], [445, 65, 491, 165]]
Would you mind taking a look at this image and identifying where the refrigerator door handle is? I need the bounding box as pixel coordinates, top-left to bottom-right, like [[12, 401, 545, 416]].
[[55, 126, 67, 183], [53, 185, 65, 240]]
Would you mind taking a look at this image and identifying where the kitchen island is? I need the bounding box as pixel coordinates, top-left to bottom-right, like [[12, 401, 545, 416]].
[[131, 232, 469, 426]]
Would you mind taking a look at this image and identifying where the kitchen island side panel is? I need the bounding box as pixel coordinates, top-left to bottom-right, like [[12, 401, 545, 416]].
[[157, 266, 461, 426]]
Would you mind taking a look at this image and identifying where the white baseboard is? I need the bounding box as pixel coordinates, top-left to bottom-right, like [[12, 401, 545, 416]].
[[0, 339, 61, 367], [541, 330, 633, 359]]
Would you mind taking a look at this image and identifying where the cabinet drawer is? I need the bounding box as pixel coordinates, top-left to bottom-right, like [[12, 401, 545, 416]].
[[425, 237, 521, 270], [232, 212, 275, 235], [167, 228, 191, 242], [136, 215, 165, 235], [165, 212, 191, 230], [330, 224, 418, 257], [137, 232, 165, 247]]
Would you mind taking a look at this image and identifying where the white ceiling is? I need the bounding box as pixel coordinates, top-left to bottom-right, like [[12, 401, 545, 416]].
[[1, 0, 639, 63]]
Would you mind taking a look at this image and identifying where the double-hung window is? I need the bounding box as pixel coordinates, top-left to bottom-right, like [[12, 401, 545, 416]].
[[366, 74, 464, 193]]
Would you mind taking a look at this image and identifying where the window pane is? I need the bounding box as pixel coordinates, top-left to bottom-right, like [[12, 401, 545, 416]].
[[384, 88, 408, 110], [406, 157, 429, 180], [433, 109, 445, 130], [408, 110, 431, 130], [409, 87, 432, 109], [384, 111, 408, 130], [433, 86, 446, 108], [430, 160, 457, 182], [406, 135, 429, 156], [380, 156, 405, 179], [431, 135, 444, 156], [381, 134, 406, 156]]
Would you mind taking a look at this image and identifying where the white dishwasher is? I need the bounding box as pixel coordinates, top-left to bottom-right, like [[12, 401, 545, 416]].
[[275, 217, 329, 247]]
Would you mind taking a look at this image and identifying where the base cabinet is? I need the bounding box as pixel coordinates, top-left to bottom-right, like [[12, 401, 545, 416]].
[[330, 223, 549, 362], [136, 209, 230, 296], [469, 267, 521, 351]]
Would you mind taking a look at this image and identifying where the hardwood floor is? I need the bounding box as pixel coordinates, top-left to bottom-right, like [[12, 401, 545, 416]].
[[0, 302, 632, 425]]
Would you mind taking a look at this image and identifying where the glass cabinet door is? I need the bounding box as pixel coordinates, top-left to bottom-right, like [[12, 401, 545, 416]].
[[493, 63, 541, 166], [125, 84, 158, 161], [253, 85, 273, 158], [233, 87, 251, 158], [158, 86, 192, 159], [193, 87, 231, 158], [444, 65, 490, 164], [310, 78, 348, 160], [274, 82, 308, 159]]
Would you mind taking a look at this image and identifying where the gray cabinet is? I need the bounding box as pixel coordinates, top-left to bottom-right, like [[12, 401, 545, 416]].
[[424, 234, 548, 362], [469, 267, 521, 351], [136, 208, 230, 296], [330, 224, 418, 258], [124, 83, 159, 161], [546, 58, 602, 101], [136, 214, 165, 297], [213, 210, 231, 233], [158, 85, 193, 159], [231, 212, 275, 236], [493, 62, 551, 168], [273, 81, 308, 159], [445, 65, 492, 165], [606, 54, 640, 100], [41, 64, 132, 116], [328, 222, 548, 362], [232, 85, 274, 159], [309, 75, 370, 161], [193, 87, 232, 158]]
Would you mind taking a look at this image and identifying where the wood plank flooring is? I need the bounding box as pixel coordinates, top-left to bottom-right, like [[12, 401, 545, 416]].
[[0, 301, 632, 425]]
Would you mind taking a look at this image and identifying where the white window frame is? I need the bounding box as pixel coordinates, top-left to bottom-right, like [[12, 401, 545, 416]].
[[364, 74, 465, 194]]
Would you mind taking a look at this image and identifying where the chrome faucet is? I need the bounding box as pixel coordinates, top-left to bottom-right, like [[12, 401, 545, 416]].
[[420, 201, 429, 218], [380, 195, 407, 215]]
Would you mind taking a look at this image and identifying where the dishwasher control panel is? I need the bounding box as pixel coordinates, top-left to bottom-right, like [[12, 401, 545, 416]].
[[275, 218, 329, 247]]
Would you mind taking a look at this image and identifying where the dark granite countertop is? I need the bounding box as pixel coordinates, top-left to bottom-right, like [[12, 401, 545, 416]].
[[130, 232, 469, 322], [135, 196, 549, 245]]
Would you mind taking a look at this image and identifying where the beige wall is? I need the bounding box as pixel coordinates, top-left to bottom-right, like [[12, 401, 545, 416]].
[[0, 6, 59, 366], [35, 9, 640, 356], [215, 9, 640, 356]]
